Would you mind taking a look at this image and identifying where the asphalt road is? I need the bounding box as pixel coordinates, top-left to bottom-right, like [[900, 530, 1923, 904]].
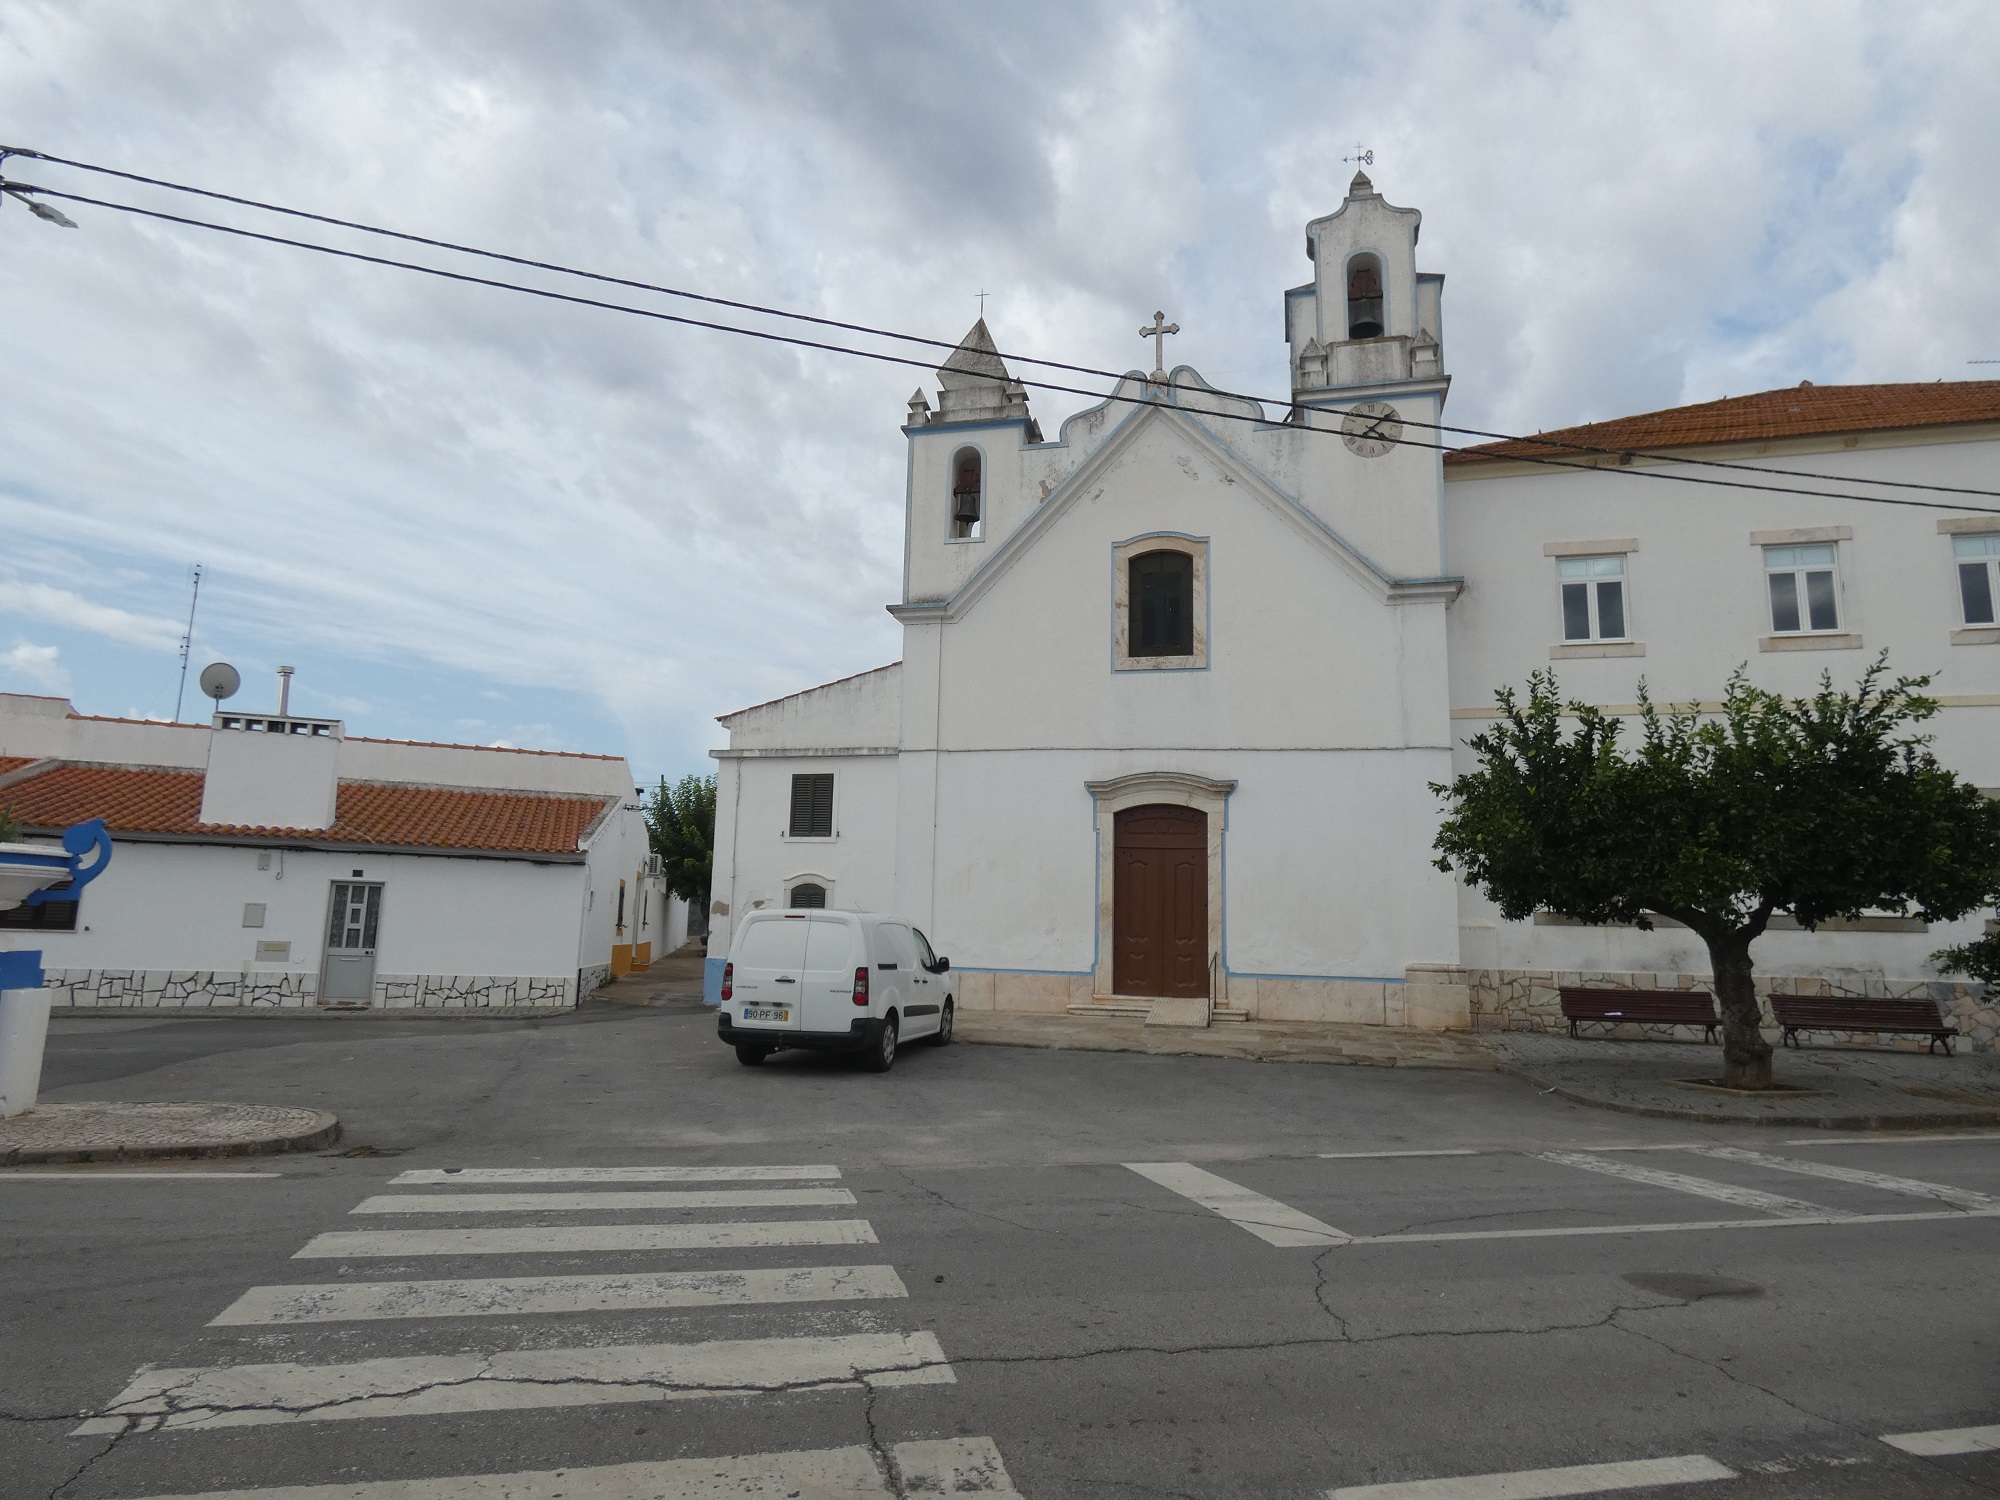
[[5, 999, 1998, 1500]]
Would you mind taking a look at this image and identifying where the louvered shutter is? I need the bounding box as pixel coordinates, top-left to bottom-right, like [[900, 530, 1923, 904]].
[[789, 773, 834, 837]]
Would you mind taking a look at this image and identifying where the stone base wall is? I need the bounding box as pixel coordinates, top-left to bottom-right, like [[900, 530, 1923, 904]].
[[578, 963, 612, 997], [1456, 967, 1996, 1053], [45, 969, 580, 1011], [953, 967, 1474, 1031]]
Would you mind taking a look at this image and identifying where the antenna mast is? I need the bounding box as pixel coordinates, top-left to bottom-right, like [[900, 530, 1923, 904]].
[[172, 563, 204, 722]]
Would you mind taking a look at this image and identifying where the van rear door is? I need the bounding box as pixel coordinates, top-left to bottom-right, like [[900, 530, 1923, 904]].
[[730, 915, 808, 1032], [799, 916, 861, 1033]]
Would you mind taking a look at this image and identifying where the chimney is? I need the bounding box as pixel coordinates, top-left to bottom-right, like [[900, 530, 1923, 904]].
[[199, 682, 343, 830]]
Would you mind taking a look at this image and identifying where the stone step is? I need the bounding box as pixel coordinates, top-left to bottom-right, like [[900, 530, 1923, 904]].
[[1210, 1004, 1252, 1023], [1066, 1000, 1152, 1019]]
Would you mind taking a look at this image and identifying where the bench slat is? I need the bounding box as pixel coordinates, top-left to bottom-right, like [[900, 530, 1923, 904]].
[[1558, 987, 1719, 1039], [1767, 995, 1957, 1053]]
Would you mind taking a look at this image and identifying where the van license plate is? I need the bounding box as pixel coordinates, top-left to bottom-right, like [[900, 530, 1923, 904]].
[[741, 1007, 790, 1023]]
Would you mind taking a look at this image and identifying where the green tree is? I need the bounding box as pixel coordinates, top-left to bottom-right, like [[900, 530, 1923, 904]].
[[647, 773, 717, 911], [1432, 661, 2000, 1090], [1934, 925, 2000, 985], [0, 807, 20, 842]]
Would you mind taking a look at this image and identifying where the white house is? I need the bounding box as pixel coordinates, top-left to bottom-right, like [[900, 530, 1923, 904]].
[[705, 173, 2000, 1047], [0, 688, 678, 1009]]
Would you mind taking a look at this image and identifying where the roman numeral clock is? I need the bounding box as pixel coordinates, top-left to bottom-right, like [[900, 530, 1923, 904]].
[[1341, 400, 1403, 457]]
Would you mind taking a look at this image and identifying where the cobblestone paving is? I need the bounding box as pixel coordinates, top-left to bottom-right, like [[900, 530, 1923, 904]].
[[0, 1100, 339, 1163]]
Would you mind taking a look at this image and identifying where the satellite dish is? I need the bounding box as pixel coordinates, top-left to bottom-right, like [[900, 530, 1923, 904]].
[[199, 662, 241, 703]]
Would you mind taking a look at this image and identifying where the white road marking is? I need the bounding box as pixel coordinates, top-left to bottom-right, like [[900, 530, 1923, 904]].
[[1352, 1207, 2000, 1246], [116, 1436, 1019, 1498], [211, 1264, 909, 1325], [1687, 1145, 2000, 1211], [1329, 1453, 1736, 1499], [1538, 1151, 1839, 1219], [1879, 1422, 2000, 1456], [0, 1171, 282, 1180], [390, 1165, 842, 1184], [293, 1219, 878, 1258], [72, 1330, 954, 1434], [1125, 1162, 1349, 1246], [1318, 1149, 1482, 1159], [350, 1187, 856, 1214], [1788, 1133, 2000, 1146]]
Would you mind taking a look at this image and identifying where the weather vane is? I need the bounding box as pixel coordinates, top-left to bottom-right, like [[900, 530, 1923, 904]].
[[1342, 144, 1375, 167]]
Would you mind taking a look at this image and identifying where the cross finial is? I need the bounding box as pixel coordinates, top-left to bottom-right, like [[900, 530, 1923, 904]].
[[1140, 310, 1180, 380], [976, 289, 989, 318]]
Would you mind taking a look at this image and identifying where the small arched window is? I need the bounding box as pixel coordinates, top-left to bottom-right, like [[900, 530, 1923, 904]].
[[950, 448, 982, 538], [1130, 550, 1194, 656], [788, 882, 827, 909], [1346, 254, 1384, 339]]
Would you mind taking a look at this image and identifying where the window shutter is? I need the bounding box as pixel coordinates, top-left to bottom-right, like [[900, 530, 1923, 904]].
[[789, 773, 835, 837]]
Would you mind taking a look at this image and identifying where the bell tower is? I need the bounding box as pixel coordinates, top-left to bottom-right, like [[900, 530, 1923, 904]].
[[1285, 173, 1446, 402]]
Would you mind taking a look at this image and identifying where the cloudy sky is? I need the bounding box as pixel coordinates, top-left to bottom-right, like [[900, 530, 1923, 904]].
[[1, 1, 1994, 781]]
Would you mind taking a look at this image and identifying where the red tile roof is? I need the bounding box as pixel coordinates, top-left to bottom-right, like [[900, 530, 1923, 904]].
[[0, 763, 611, 855], [1446, 381, 2000, 467], [0, 756, 37, 777]]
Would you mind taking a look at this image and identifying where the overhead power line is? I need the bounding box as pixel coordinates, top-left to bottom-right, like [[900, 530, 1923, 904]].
[[3, 158, 1998, 517], [14, 146, 2000, 504]]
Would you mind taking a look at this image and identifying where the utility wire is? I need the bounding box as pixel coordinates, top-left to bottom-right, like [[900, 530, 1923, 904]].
[[11, 148, 2000, 502], [6, 173, 2000, 518]]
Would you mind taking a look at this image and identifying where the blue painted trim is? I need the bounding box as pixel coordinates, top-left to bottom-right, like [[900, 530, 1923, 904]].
[[904, 417, 1037, 438], [0, 950, 45, 990], [955, 966, 1094, 978], [22, 819, 111, 907], [1227, 970, 1407, 985], [702, 955, 726, 1006]]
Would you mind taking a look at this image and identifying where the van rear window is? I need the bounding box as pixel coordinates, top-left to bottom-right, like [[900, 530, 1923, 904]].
[[801, 917, 857, 978], [735, 918, 811, 971]]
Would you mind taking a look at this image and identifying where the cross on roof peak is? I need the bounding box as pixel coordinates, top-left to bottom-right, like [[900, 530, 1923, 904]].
[[1140, 311, 1180, 381]]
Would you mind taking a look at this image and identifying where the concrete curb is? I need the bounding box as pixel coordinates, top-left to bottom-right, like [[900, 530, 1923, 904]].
[[0, 1103, 342, 1165], [1491, 1061, 2000, 1132], [956, 1014, 1496, 1071], [51, 1007, 578, 1020]]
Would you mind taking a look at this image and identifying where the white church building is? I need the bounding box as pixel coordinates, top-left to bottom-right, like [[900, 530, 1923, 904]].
[[706, 174, 2000, 1047]]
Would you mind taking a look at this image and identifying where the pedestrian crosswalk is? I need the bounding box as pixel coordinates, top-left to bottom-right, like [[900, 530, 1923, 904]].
[[76, 1159, 1020, 1496], [1127, 1142, 2000, 1248]]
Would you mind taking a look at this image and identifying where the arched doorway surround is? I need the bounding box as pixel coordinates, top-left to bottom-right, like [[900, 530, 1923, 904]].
[[1083, 771, 1234, 1001]]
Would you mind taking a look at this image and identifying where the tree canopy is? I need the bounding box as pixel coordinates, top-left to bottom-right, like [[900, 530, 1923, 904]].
[[646, 773, 716, 908], [1433, 661, 2000, 1088]]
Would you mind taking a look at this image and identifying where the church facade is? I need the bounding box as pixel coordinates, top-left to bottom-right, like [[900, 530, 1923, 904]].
[[706, 174, 2000, 1045]]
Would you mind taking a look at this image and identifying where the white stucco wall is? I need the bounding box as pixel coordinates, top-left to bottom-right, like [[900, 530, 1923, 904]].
[[12, 840, 586, 981], [1444, 428, 2000, 980]]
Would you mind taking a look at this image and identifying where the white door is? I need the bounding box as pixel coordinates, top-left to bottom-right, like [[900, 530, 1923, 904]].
[[729, 915, 809, 1033], [800, 917, 861, 1034], [882, 923, 935, 1036], [321, 882, 381, 1006]]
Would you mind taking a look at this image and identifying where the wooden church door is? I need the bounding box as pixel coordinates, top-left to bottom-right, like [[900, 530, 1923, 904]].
[[1112, 805, 1209, 998]]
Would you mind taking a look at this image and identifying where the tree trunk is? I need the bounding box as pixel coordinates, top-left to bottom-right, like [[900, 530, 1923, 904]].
[[1706, 930, 1773, 1090]]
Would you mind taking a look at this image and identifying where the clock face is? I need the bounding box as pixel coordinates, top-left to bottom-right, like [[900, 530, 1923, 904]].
[[1341, 400, 1403, 457]]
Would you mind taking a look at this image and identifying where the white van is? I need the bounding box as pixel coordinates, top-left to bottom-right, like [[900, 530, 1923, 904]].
[[715, 910, 954, 1072]]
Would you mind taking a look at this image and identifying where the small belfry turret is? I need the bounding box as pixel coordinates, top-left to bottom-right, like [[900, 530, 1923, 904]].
[[914, 319, 1042, 439], [1285, 172, 1447, 403]]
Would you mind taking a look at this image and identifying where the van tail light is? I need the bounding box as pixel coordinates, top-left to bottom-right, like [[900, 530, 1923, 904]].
[[721, 962, 733, 1002], [852, 966, 869, 1006]]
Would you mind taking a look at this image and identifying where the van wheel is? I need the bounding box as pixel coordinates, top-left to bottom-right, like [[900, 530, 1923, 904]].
[[863, 1015, 898, 1073], [928, 1000, 954, 1046], [734, 1044, 771, 1066]]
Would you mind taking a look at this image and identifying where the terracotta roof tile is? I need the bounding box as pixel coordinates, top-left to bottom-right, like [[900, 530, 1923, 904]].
[[0, 756, 38, 777], [1446, 380, 2000, 466], [0, 764, 611, 855]]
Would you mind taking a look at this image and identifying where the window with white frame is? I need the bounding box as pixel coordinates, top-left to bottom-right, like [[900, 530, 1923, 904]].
[[1955, 534, 2000, 625], [1763, 543, 1840, 633], [1557, 555, 1627, 641]]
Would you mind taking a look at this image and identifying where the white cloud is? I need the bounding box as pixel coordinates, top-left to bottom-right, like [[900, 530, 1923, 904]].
[[0, 582, 182, 652], [1, 643, 70, 693], [0, 0, 1991, 775]]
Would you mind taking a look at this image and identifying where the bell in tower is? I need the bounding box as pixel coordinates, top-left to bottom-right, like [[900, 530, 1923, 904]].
[[1284, 172, 1446, 401]]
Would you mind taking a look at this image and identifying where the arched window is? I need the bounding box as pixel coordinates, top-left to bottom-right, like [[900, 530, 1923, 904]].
[[950, 448, 982, 538], [1130, 550, 1194, 656], [1346, 254, 1384, 339], [788, 882, 827, 909]]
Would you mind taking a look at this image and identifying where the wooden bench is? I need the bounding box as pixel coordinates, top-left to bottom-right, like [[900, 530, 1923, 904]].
[[1559, 986, 1719, 1041], [1769, 995, 1959, 1055]]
